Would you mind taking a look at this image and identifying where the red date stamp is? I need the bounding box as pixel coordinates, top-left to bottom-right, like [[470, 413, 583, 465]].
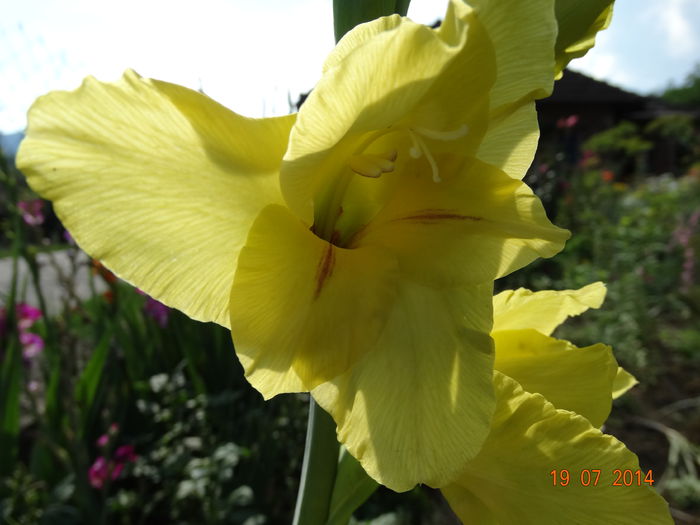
[[550, 469, 655, 487]]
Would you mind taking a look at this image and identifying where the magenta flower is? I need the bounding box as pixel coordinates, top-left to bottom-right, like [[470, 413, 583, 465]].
[[17, 304, 42, 322], [110, 462, 125, 480], [144, 297, 170, 327], [137, 289, 171, 327], [88, 457, 109, 489], [88, 443, 137, 489], [12, 304, 45, 360], [18, 199, 45, 226], [114, 445, 137, 463], [16, 304, 42, 332], [20, 332, 45, 359]]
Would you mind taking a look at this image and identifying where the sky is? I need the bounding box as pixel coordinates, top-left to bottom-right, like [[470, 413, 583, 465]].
[[1, 0, 699, 135]]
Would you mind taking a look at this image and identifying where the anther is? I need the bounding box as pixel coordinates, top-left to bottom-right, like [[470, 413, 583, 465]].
[[348, 150, 398, 178]]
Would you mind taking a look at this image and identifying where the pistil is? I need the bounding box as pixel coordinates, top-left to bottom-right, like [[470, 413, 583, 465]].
[[408, 124, 470, 183]]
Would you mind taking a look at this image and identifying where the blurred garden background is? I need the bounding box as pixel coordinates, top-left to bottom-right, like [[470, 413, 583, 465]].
[[2, 1, 700, 523]]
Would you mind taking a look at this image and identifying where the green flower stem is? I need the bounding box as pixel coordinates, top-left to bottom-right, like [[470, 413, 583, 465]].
[[333, 0, 411, 43], [293, 397, 340, 525]]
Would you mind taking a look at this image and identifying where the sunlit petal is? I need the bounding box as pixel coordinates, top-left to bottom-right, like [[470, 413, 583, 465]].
[[18, 70, 294, 327], [612, 366, 638, 399], [313, 282, 495, 492], [469, 0, 556, 109], [493, 329, 617, 427], [443, 372, 673, 525], [493, 282, 606, 335], [554, 0, 614, 76]]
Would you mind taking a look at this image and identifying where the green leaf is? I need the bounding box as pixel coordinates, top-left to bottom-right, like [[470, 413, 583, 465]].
[[0, 340, 23, 476], [554, 0, 614, 76], [327, 448, 379, 525], [333, 0, 411, 43], [74, 331, 112, 435]]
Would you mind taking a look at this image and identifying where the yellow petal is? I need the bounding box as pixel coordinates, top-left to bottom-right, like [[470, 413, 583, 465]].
[[493, 329, 617, 427], [17, 70, 294, 327], [281, 3, 495, 223], [468, 0, 555, 180], [353, 156, 569, 286], [477, 103, 540, 180], [443, 372, 673, 525], [313, 282, 495, 492], [229, 204, 399, 398], [322, 15, 403, 73], [554, 0, 614, 77], [468, 0, 556, 110], [493, 282, 606, 335], [612, 367, 638, 399]]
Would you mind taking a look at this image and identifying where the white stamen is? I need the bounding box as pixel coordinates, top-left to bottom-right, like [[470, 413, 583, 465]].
[[408, 130, 442, 183], [424, 146, 441, 183], [408, 130, 423, 158]]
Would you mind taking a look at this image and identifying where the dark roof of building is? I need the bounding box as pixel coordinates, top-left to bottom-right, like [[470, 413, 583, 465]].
[[541, 69, 648, 105]]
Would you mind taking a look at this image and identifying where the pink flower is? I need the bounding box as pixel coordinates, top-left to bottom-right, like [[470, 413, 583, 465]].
[[88, 443, 137, 489], [114, 445, 137, 463], [16, 304, 42, 332], [18, 199, 45, 226], [17, 304, 42, 322], [20, 332, 44, 359], [96, 423, 120, 447], [88, 457, 109, 489], [556, 114, 579, 129]]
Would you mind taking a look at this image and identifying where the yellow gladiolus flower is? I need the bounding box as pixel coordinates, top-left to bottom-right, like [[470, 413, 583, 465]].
[[441, 284, 672, 524], [18, 0, 570, 491]]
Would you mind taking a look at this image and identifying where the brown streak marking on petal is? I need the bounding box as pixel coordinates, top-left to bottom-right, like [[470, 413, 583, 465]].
[[314, 243, 336, 299], [347, 212, 483, 248], [395, 211, 483, 223]]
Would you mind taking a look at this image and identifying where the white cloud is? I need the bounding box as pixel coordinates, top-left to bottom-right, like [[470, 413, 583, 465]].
[[646, 0, 699, 59], [567, 30, 634, 90]]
